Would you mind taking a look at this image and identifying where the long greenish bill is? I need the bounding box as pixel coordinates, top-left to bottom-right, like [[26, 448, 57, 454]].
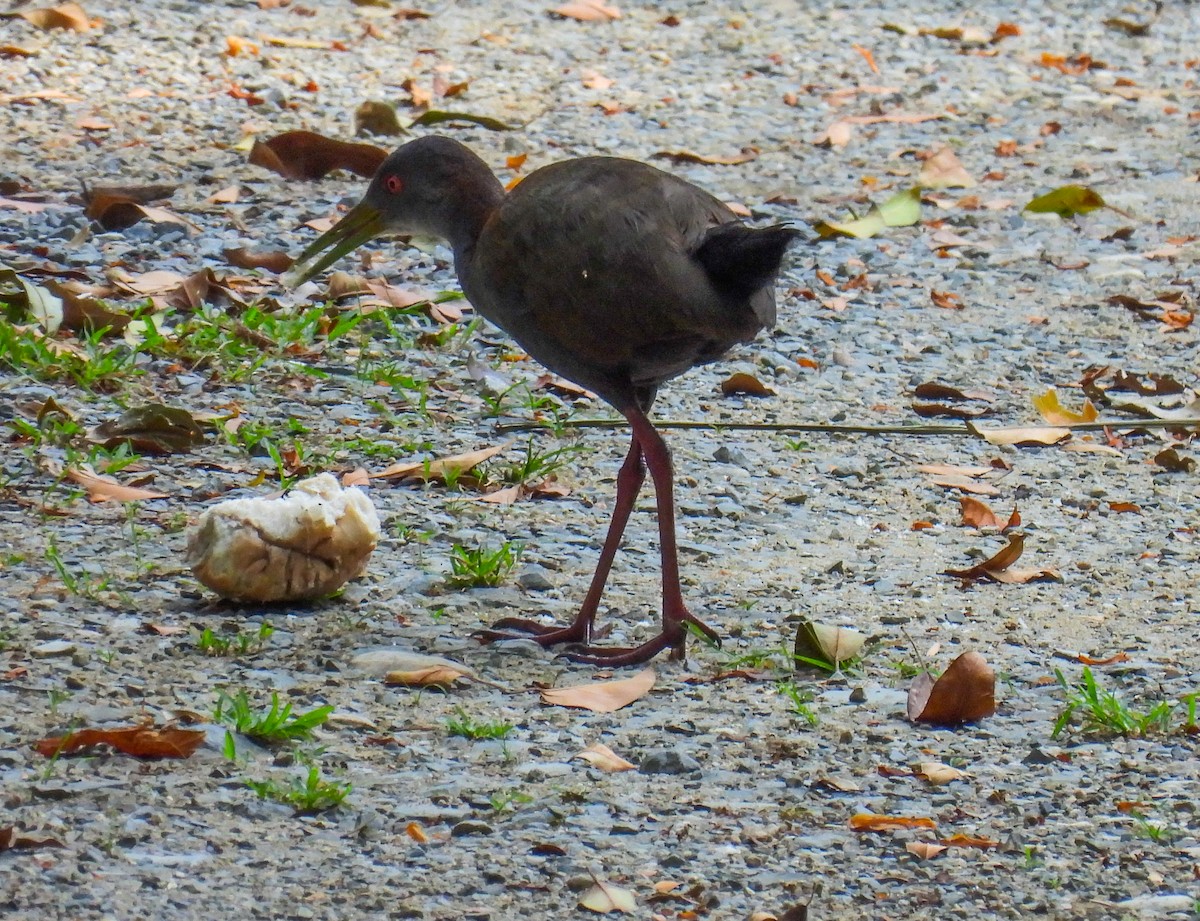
[[284, 202, 384, 288]]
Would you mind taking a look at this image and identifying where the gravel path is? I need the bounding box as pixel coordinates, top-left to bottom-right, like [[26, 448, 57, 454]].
[[2, 2, 1199, 919]]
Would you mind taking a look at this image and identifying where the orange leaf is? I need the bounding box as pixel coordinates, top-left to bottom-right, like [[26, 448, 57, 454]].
[[1108, 502, 1141, 514], [1077, 651, 1130, 666], [849, 813, 937, 832], [930, 290, 963, 309], [1032, 388, 1098, 425], [959, 496, 1001, 528], [907, 651, 996, 726], [720, 372, 775, 397], [941, 833, 1000, 849], [405, 821, 428, 843], [540, 668, 655, 712], [851, 43, 879, 74], [35, 726, 204, 759]]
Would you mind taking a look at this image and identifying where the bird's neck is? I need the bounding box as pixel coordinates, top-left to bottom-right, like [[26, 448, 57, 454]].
[[441, 170, 505, 260]]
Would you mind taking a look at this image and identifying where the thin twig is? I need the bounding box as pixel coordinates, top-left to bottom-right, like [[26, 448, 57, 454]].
[[496, 418, 1200, 436]]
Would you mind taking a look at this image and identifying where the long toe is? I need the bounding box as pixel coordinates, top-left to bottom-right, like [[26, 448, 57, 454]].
[[474, 619, 588, 648], [558, 633, 675, 667]]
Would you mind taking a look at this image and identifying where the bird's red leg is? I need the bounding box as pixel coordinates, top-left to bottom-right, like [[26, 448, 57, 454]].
[[475, 434, 645, 646], [561, 407, 720, 666]]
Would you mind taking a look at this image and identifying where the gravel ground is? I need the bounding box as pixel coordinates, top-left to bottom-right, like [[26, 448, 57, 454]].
[[2, 1, 1199, 919]]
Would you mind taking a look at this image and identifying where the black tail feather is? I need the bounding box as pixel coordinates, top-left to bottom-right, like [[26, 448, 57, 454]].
[[693, 223, 799, 298]]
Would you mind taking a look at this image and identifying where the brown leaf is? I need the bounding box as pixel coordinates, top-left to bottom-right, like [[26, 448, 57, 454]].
[[930, 290, 963, 310], [907, 651, 996, 726], [0, 827, 65, 852], [1108, 501, 1141, 514], [959, 496, 1000, 528], [372, 443, 508, 483], [34, 726, 204, 759], [941, 833, 1000, 849], [249, 131, 387, 181], [974, 425, 1071, 447], [918, 147, 976, 189], [8, 2, 91, 31], [1077, 651, 1130, 666], [1154, 447, 1195, 473], [540, 668, 655, 712], [928, 475, 1001, 496], [84, 188, 194, 232], [354, 100, 403, 137], [913, 382, 992, 403], [384, 664, 470, 687], [849, 813, 937, 832], [720, 372, 775, 397], [64, 466, 168, 503], [652, 148, 759, 166], [943, 532, 1060, 584], [224, 247, 293, 273], [912, 402, 991, 420], [88, 404, 206, 455], [575, 742, 637, 772], [551, 1, 621, 22]]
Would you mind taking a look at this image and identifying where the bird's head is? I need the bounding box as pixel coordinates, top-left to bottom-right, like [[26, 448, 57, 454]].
[[285, 136, 500, 287]]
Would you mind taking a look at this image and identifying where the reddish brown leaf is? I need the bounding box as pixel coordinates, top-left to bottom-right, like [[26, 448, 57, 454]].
[[65, 466, 168, 503], [35, 726, 204, 759], [907, 651, 996, 726], [249, 131, 387, 181], [720, 372, 775, 397], [959, 496, 1000, 528], [943, 532, 1060, 584], [941, 833, 1000, 849], [1108, 501, 1141, 514], [0, 827, 65, 852], [1077, 651, 1130, 666], [224, 247, 293, 273], [913, 382, 993, 403], [849, 813, 937, 832]]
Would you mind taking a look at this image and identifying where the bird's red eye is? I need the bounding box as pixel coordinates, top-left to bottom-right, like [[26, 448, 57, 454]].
[[384, 175, 403, 194]]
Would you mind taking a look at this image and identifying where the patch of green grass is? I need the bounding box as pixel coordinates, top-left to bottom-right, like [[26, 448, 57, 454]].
[[447, 540, 523, 588], [488, 438, 582, 488], [445, 707, 514, 741], [213, 690, 333, 745], [1129, 810, 1175, 844], [489, 788, 533, 813], [45, 536, 109, 598], [1052, 667, 1190, 738], [776, 680, 818, 726], [0, 320, 139, 390], [195, 622, 274, 657], [246, 764, 351, 814], [785, 438, 814, 452]]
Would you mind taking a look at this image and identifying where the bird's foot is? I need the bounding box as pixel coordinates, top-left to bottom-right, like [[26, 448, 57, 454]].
[[558, 610, 721, 667], [473, 616, 591, 648]]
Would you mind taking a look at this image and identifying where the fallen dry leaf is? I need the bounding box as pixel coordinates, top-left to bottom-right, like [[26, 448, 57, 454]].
[[7, 2, 91, 31], [941, 833, 1000, 849], [0, 827, 65, 852], [1154, 447, 1195, 473], [384, 664, 471, 687], [916, 762, 966, 785], [35, 726, 204, 759], [720, 372, 775, 397], [918, 147, 976, 189], [928, 475, 1001, 496], [552, 1, 621, 22], [1033, 388, 1098, 425], [540, 668, 655, 712], [959, 496, 1020, 531], [65, 466, 168, 503], [794, 622, 866, 669], [906, 841, 948, 859], [249, 131, 387, 181], [575, 742, 637, 772], [944, 532, 1060, 584], [907, 650, 996, 726], [373, 443, 509, 484], [972, 425, 1071, 447], [652, 148, 759, 166], [849, 813, 937, 833], [224, 247, 293, 273], [579, 876, 636, 913]]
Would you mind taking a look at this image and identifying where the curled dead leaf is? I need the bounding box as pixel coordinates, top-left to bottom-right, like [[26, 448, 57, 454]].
[[575, 742, 637, 772], [943, 532, 1060, 584], [249, 130, 387, 181], [384, 665, 471, 687], [907, 650, 996, 726], [720, 372, 775, 397], [849, 813, 937, 832], [540, 668, 655, 712], [65, 466, 168, 503], [373, 443, 509, 484], [35, 726, 204, 759]]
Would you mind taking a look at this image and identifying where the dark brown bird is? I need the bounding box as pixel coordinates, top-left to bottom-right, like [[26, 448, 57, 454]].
[[288, 136, 796, 665]]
